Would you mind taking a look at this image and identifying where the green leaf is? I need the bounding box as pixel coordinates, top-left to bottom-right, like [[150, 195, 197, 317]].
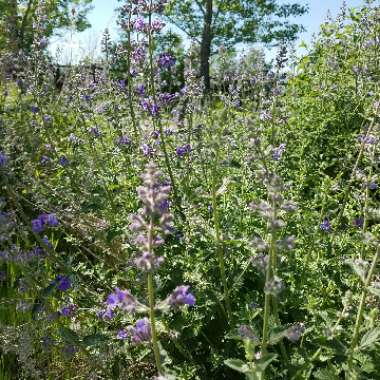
[[368, 286, 380, 298], [360, 328, 380, 350], [268, 326, 289, 345], [82, 334, 107, 347], [346, 259, 368, 283], [58, 327, 80, 345], [224, 359, 249, 374]]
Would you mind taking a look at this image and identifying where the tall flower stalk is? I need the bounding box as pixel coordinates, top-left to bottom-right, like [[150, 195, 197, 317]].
[[146, 0, 181, 216]]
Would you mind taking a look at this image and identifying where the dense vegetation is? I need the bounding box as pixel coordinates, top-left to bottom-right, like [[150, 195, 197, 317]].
[[1, 1, 380, 379]]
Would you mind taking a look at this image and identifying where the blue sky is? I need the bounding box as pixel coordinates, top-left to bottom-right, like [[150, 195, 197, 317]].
[[50, 0, 366, 63]]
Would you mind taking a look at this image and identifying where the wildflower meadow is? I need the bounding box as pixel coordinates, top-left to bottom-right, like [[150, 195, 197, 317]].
[[1, 0, 380, 379]]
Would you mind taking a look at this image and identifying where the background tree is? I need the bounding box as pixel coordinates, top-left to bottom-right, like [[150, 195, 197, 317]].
[[164, 0, 308, 91], [0, 0, 93, 54]]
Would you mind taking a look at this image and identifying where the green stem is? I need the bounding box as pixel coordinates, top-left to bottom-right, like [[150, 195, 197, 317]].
[[148, 272, 163, 375], [147, 6, 182, 218], [350, 245, 380, 351], [126, 10, 138, 139], [146, 218, 163, 375], [211, 169, 232, 322]]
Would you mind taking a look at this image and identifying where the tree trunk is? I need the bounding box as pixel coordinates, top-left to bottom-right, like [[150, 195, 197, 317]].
[[200, 0, 213, 92]]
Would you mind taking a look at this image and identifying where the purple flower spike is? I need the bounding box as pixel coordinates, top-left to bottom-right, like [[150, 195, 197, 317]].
[[141, 143, 154, 156], [59, 156, 69, 166], [168, 285, 196, 307], [55, 275, 71, 292], [158, 52, 176, 69], [272, 143, 286, 161], [175, 144, 191, 158], [134, 17, 146, 32], [118, 135, 131, 146], [60, 304, 77, 317], [320, 217, 331, 232], [136, 84, 145, 96]]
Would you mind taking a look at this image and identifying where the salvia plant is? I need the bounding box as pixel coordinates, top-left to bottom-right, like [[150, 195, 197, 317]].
[[1, 1, 380, 379]]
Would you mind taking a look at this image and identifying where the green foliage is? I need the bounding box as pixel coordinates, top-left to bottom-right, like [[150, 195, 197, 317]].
[[164, 0, 307, 48]]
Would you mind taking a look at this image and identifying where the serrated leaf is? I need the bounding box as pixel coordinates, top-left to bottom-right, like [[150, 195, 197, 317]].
[[360, 328, 380, 350], [313, 367, 339, 380], [224, 359, 249, 374]]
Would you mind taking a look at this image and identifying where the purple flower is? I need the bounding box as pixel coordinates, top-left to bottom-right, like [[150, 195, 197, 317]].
[[238, 325, 257, 341], [37, 213, 59, 228], [55, 275, 71, 292], [97, 307, 114, 320], [31, 105, 39, 114], [118, 79, 126, 89], [141, 143, 154, 156], [141, 98, 159, 116], [31, 218, 44, 233], [175, 144, 191, 158], [251, 253, 269, 274], [134, 251, 164, 272], [105, 288, 136, 312], [168, 285, 196, 307], [259, 110, 272, 122], [134, 17, 146, 32], [358, 134, 377, 145], [151, 130, 160, 139], [159, 92, 177, 105], [127, 318, 151, 344], [286, 323, 305, 343], [132, 46, 146, 64], [272, 143, 286, 161], [0, 152, 8, 167], [158, 53, 176, 69], [151, 19, 165, 32], [43, 115, 52, 124], [117, 329, 128, 340], [40, 155, 51, 165], [38, 37, 48, 49], [59, 156, 69, 166], [136, 84, 145, 96], [353, 217, 364, 228], [320, 217, 331, 232], [42, 236, 53, 249], [117, 135, 131, 146], [46, 213, 59, 227], [369, 181, 377, 190], [68, 133, 79, 144], [89, 126, 101, 138], [60, 303, 77, 317]]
